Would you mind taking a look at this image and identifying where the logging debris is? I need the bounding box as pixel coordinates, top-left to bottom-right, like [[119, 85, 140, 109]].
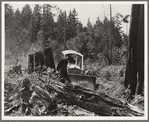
[[5, 75, 144, 116]]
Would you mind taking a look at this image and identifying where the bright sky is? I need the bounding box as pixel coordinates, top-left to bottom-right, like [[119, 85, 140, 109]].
[[8, 2, 132, 33]]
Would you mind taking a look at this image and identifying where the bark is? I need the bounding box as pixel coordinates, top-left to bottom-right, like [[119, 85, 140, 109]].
[[44, 47, 55, 69], [136, 5, 144, 95], [46, 80, 144, 116], [124, 4, 144, 97], [5, 83, 57, 116], [5, 77, 144, 116]]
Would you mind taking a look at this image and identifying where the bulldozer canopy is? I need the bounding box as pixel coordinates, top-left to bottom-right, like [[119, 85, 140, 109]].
[[62, 50, 83, 57], [62, 50, 84, 70]]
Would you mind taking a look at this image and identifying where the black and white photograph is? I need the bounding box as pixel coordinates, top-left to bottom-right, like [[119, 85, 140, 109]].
[[1, 1, 148, 120]]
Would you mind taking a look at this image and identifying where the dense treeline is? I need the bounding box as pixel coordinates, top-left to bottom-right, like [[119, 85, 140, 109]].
[[5, 4, 128, 65]]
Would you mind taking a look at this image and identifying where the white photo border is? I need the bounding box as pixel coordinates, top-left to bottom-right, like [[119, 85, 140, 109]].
[[1, 1, 148, 120]]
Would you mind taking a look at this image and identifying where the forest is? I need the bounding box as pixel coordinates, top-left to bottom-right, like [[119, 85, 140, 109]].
[[4, 3, 144, 117], [5, 4, 128, 66]]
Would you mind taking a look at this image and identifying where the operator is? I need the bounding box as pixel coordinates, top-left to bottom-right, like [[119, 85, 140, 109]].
[[56, 54, 75, 83]]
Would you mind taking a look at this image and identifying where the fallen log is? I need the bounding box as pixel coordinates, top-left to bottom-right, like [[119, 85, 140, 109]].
[[45, 80, 144, 116]]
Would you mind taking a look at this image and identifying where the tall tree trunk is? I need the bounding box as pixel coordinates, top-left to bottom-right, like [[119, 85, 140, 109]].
[[136, 5, 144, 95], [124, 4, 144, 98]]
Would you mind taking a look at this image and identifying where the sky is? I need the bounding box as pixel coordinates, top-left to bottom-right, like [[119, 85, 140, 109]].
[[8, 2, 132, 33]]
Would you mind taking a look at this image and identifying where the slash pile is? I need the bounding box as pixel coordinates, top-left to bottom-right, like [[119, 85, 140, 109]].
[[4, 68, 144, 116]]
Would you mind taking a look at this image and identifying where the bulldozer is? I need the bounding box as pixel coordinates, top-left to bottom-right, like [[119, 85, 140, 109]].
[[28, 48, 96, 90], [61, 50, 96, 90]]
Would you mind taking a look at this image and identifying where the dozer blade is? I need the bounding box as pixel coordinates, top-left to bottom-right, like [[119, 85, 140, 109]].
[[67, 74, 96, 90]]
